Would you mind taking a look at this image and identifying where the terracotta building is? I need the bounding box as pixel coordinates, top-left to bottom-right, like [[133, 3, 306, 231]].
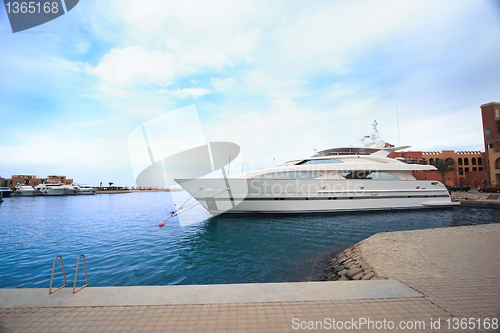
[[10, 175, 45, 189], [387, 101, 499, 188], [481, 102, 500, 185], [389, 150, 488, 188], [2, 175, 74, 190], [46, 175, 73, 185]]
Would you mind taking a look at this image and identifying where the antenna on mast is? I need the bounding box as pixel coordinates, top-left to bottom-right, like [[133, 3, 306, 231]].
[[396, 104, 401, 146]]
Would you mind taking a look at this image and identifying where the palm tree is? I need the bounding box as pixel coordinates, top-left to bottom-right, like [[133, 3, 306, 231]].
[[430, 158, 455, 184]]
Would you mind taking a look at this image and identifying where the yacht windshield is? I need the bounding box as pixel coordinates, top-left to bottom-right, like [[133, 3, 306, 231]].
[[254, 172, 322, 179], [296, 159, 343, 165]]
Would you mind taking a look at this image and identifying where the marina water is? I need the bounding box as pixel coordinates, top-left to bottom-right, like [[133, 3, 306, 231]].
[[0, 192, 499, 288]]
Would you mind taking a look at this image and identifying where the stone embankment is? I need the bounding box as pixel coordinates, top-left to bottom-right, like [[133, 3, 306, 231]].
[[323, 244, 381, 281], [452, 192, 500, 208]]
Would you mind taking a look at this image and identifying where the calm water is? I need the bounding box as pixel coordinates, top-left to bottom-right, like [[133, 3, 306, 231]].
[[0, 192, 499, 288]]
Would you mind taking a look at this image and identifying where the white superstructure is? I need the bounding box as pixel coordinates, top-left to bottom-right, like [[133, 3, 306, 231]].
[[62, 184, 79, 195], [72, 184, 96, 195], [34, 182, 68, 196], [13, 184, 37, 196], [175, 124, 457, 214]]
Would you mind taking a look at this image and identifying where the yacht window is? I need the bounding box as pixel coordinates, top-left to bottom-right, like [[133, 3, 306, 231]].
[[254, 172, 322, 179], [366, 172, 400, 180], [296, 159, 343, 165], [343, 171, 400, 180]]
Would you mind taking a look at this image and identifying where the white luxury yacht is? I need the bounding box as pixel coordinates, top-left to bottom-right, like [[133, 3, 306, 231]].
[[35, 182, 68, 196], [72, 184, 96, 195], [175, 123, 457, 214], [13, 184, 37, 196]]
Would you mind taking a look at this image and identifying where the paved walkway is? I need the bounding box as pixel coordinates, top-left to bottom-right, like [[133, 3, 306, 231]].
[[1, 223, 499, 332]]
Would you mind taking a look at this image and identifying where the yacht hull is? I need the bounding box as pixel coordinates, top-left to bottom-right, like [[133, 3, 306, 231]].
[[175, 178, 457, 214], [76, 191, 96, 195], [36, 189, 67, 196], [13, 191, 36, 197]]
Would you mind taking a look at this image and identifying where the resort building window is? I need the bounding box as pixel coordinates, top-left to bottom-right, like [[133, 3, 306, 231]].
[[464, 158, 469, 165], [472, 158, 477, 165], [478, 157, 482, 165], [496, 158, 500, 170], [465, 167, 469, 173], [429, 158, 434, 165], [473, 167, 477, 172], [459, 168, 463, 175], [479, 167, 483, 171], [458, 158, 463, 165], [486, 128, 492, 139]]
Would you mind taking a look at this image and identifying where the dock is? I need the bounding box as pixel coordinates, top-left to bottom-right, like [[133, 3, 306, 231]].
[[1, 223, 499, 332]]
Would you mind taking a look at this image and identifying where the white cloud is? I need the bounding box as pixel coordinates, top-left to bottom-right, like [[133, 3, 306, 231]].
[[86, 46, 175, 87], [69, 115, 122, 128], [2, 134, 128, 169], [210, 78, 236, 92], [52, 58, 85, 73], [159, 88, 211, 99]]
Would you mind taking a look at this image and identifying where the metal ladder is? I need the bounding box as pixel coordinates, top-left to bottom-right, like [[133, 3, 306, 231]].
[[49, 254, 89, 295]]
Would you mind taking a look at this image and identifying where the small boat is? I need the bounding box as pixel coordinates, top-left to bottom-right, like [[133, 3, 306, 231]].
[[34, 182, 68, 196], [72, 184, 96, 195], [0, 187, 13, 198], [13, 184, 37, 196]]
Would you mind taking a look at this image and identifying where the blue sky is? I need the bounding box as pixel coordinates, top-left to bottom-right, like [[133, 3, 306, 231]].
[[1, 0, 500, 186]]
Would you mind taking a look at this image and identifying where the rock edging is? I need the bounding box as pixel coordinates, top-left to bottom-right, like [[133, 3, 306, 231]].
[[323, 243, 381, 281]]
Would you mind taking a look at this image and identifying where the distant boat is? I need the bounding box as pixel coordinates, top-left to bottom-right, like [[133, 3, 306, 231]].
[[34, 182, 68, 196], [72, 184, 96, 195], [0, 187, 13, 198], [62, 184, 79, 195], [13, 184, 37, 197]]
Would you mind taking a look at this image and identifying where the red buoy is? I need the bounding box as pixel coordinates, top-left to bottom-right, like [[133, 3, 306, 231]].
[[158, 222, 165, 227]]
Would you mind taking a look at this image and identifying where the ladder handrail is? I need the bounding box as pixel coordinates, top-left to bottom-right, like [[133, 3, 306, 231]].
[[49, 255, 67, 295], [73, 254, 89, 294]]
